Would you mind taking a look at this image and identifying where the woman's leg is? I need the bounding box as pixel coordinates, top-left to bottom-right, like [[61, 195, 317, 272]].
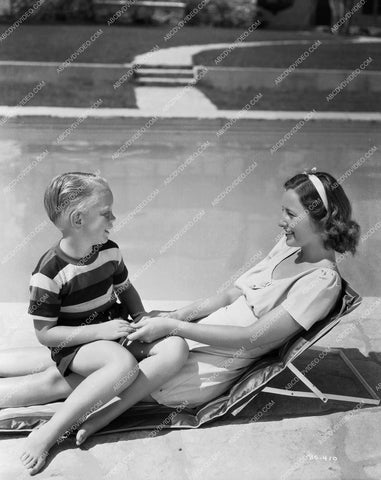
[[20, 340, 138, 476], [76, 336, 189, 445], [0, 365, 83, 407], [0, 347, 54, 377], [0, 346, 82, 407]]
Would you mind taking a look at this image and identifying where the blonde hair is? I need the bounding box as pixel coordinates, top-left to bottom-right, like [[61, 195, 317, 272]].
[[44, 172, 111, 227]]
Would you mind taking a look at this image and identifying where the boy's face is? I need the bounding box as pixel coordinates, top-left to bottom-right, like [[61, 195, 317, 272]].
[[81, 189, 115, 244]]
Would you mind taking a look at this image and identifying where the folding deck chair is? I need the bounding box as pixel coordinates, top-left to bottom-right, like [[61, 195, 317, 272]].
[[225, 278, 380, 418], [0, 279, 379, 434]]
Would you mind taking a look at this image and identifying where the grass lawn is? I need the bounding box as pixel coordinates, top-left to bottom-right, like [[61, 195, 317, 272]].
[[0, 25, 339, 63], [0, 24, 377, 109], [198, 86, 381, 111], [193, 42, 380, 70], [0, 77, 136, 108], [194, 39, 379, 111]]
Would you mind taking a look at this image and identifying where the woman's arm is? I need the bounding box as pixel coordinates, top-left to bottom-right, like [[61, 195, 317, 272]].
[[168, 286, 242, 322], [128, 304, 303, 350]]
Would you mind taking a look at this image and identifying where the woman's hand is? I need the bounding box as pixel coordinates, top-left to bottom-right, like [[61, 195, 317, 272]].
[[135, 310, 183, 321], [127, 317, 178, 343], [154, 310, 183, 320], [97, 319, 136, 341]]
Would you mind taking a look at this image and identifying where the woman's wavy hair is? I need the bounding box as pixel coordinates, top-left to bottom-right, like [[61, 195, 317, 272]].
[[284, 170, 360, 255]]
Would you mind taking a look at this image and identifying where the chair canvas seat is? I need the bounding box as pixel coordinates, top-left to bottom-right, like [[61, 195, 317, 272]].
[[0, 279, 379, 435]]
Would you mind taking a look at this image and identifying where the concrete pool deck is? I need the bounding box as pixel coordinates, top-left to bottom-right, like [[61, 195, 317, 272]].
[[0, 299, 380, 480], [1, 106, 381, 122]]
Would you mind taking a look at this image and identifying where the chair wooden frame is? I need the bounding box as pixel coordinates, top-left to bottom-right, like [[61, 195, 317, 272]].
[[262, 346, 380, 406]]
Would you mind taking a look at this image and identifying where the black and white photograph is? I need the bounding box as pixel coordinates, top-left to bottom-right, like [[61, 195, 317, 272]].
[[0, 0, 380, 478]]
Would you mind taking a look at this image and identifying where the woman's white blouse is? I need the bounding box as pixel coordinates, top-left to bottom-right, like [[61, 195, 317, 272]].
[[234, 236, 342, 330]]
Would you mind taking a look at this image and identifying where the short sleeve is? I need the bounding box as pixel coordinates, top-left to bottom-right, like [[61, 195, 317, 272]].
[[281, 268, 342, 330], [113, 247, 129, 289], [28, 273, 61, 322]]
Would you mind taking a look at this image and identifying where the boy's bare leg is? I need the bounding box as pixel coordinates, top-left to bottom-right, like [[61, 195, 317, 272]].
[[20, 341, 138, 476], [76, 336, 189, 445], [0, 347, 54, 377]]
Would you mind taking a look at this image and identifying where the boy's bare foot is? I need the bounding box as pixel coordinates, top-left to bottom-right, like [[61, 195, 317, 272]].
[[20, 426, 52, 475], [76, 410, 110, 446]]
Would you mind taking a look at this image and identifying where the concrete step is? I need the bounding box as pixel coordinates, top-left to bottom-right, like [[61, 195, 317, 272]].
[[135, 77, 196, 86], [134, 64, 193, 70], [135, 68, 194, 78]]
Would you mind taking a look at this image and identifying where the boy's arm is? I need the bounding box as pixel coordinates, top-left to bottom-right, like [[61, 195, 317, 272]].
[[34, 318, 134, 347], [117, 282, 146, 321]]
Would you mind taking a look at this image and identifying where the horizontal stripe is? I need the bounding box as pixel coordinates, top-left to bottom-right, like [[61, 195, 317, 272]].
[[29, 286, 61, 305], [55, 247, 121, 289], [61, 277, 114, 307], [58, 302, 115, 323], [28, 302, 61, 318], [114, 277, 130, 289], [30, 273, 60, 294], [60, 262, 116, 297], [30, 315, 58, 323], [60, 286, 114, 313]]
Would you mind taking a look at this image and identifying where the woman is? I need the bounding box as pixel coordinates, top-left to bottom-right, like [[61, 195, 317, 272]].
[[1, 170, 359, 463]]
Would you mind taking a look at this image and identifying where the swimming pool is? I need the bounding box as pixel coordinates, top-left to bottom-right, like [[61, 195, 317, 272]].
[[1, 117, 380, 302]]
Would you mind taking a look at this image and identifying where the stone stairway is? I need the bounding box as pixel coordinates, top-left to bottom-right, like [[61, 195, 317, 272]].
[[133, 64, 196, 86]]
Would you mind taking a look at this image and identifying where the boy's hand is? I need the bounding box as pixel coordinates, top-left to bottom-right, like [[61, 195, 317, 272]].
[[97, 319, 136, 341]]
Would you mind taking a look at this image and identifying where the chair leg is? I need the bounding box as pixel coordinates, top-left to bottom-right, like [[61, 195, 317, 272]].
[[287, 363, 329, 403], [331, 348, 380, 402], [262, 352, 380, 406]]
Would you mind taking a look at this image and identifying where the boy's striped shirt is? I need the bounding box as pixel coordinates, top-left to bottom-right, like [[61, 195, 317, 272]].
[[28, 240, 129, 325]]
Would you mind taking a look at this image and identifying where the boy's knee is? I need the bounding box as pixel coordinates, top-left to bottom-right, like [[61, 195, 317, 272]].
[[112, 348, 139, 378], [97, 340, 137, 365], [166, 336, 189, 361], [112, 353, 139, 393], [89, 341, 138, 381], [115, 349, 138, 372]]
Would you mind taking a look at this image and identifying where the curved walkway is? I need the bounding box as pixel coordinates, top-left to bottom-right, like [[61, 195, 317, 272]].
[[133, 37, 381, 116], [134, 36, 381, 66]]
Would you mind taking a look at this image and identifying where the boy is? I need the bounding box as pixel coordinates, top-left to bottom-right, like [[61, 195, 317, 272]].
[[21, 172, 189, 475]]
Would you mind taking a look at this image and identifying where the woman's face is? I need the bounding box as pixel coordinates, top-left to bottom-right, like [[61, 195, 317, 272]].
[[278, 188, 321, 249]]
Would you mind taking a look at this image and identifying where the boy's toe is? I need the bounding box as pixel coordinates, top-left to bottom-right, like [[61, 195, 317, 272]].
[[75, 429, 87, 446], [28, 457, 46, 476], [20, 451, 29, 461], [21, 453, 31, 464], [25, 457, 38, 469]]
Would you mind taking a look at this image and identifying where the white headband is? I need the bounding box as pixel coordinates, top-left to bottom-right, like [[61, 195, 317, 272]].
[[307, 174, 329, 211]]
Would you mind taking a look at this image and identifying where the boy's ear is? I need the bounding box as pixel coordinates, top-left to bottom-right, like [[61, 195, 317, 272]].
[[69, 210, 83, 228]]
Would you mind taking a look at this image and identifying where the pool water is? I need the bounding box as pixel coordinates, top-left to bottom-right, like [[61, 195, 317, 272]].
[[0, 117, 380, 302]]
